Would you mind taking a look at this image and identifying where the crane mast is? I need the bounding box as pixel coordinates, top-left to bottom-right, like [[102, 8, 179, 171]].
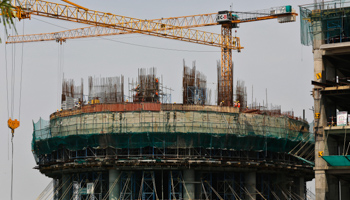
[[219, 24, 234, 106]]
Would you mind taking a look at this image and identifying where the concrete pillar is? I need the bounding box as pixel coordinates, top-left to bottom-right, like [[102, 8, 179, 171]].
[[183, 169, 195, 200], [294, 177, 305, 199], [194, 171, 201, 199], [340, 180, 350, 200], [245, 172, 256, 200], [327, 175, 339, 200], [61, 174, 70, 200], [109, 169, 120, 200], [315, 171, 327, 200]]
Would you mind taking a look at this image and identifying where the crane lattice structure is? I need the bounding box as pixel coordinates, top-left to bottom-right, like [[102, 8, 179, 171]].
[[9, 0, 297, 106]]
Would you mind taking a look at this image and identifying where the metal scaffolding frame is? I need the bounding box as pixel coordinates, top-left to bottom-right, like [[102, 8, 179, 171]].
[[168, 171, 183, 200]]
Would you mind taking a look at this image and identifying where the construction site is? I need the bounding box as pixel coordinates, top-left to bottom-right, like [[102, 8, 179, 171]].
[[28, 63, 314, 199], [0, 0, 320, 200]]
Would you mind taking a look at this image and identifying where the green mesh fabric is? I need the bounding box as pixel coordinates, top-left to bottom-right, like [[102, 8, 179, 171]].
[[300, 1, 350, 46], [300, 6, 313, 46], [32, 111, 313, 155], [32, 132, 307, 155]]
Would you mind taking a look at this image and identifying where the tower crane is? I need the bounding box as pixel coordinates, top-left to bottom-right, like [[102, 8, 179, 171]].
[[8, 0, 297, 106]]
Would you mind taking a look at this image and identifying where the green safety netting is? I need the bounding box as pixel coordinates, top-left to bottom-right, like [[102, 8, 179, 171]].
[[300, 1, 350, 46], [32, 111, 313, 156], [32, 132, 307, 155], [300, 6, 314, 46]]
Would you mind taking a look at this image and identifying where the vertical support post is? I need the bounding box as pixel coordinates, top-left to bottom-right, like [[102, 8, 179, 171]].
[[298, 177, 305, 199], [109, 169, 120, 200], [327, 175, 339, 200], [183, 169, 195, 200], [162, 170, 164, 200], [245, 171, 256, 200], [340, 179, 350, 200], [61, 174, 70, 200], [293, 176, 305, 199]]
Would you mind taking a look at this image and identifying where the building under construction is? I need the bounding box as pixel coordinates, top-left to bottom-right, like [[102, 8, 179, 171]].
[[31, 66, 314, 200], [300, 1, 350, 199], [32, 64, 314, 200]]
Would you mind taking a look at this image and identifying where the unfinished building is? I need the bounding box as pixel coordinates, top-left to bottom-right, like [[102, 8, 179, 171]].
[[300, 1, 350, 199], [32, 68, 314, 200]]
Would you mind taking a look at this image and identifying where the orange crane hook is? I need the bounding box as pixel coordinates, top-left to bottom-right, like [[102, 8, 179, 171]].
[[8, 118, 20, 135]]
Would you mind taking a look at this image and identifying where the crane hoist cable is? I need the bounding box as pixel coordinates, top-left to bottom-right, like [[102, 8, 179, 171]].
[[4, 19, 25, 200], [56, 42, 65, 109], [6, 21, 24, 133]]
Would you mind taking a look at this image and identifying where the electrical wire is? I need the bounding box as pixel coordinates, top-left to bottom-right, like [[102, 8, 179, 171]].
[[98, 37, 220, 52], [31, 17, 220, 53], [32, 17, 70, 30]]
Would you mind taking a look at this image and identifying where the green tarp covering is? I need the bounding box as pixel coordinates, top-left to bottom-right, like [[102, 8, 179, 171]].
[[322, 155, 350, 166], [32, 111, 313, 156], [32, 132, 306, 155]]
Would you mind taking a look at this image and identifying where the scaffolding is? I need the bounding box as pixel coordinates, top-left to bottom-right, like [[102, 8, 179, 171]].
[[300, 0, 350, 46], [33, 103, 313, 200], [182, 60, 207, 105], [131, 68, 160, 103], [61, 78, 84, 110], [32, 105, 313, 164], [41, 170, 307, 200], [234, 80, 247, 110], [88, 75, 124, 104]]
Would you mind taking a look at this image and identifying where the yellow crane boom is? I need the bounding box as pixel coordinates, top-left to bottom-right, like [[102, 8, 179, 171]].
[[11, 0, 242, 50], [7, 4, 297, 45], [6, 25, 240, 49]]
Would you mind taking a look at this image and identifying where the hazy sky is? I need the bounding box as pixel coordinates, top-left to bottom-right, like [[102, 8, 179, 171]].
[[0, 0, 314, 199]]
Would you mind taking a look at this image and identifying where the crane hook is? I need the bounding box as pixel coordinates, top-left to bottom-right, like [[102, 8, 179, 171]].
[[8, 118, 20, 136]]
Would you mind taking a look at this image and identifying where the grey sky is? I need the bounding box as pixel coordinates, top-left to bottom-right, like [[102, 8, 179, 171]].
[[1, 0, 314, 199]]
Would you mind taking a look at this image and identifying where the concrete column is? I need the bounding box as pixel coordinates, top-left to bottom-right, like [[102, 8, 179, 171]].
[[194, 171, 201, 200], [340, 180, 350, 200], [183, 169, 195, 200], [109, 169, 120, 200], [294, 177, 305, 199], [61, 174, 70, 200], [245, 172, 256, 200], [327, 175, 339, 200], [315, 171, 327, 200]]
